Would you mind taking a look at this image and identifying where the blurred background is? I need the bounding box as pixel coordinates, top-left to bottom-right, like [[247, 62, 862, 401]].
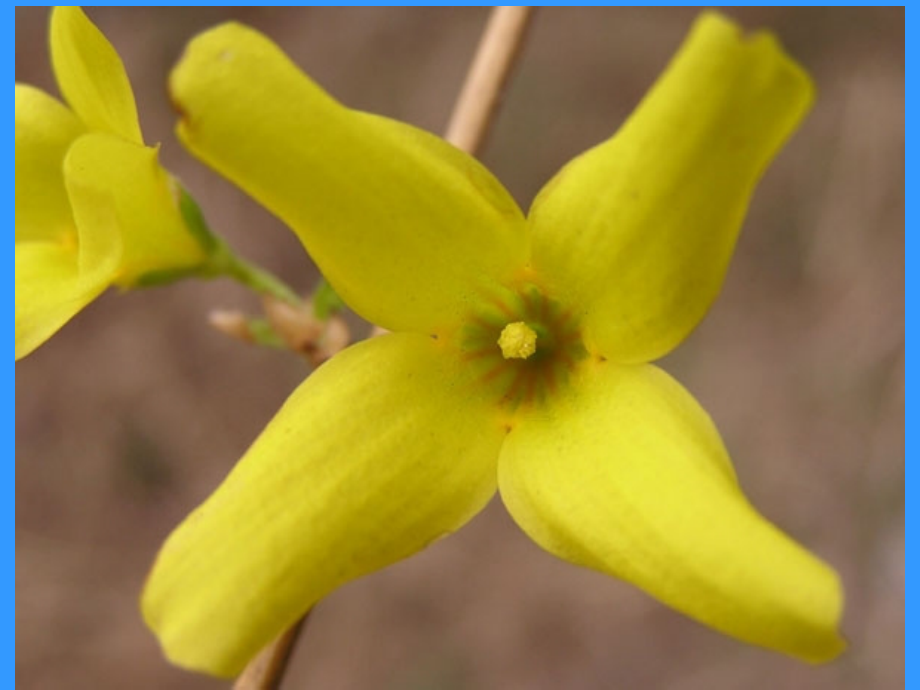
[[15, 7, 904, 690]]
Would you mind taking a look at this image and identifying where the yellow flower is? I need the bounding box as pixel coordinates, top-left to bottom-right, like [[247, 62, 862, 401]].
[[15, 7, 207, 360], [143, 12, 845, 677]]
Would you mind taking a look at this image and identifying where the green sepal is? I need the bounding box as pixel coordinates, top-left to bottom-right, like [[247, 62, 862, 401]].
[[312, 277, 346, 320], [176, 182, 221, 255]]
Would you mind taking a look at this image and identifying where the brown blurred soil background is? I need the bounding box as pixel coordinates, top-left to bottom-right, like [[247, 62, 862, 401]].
[[15, 7, 904, 690]]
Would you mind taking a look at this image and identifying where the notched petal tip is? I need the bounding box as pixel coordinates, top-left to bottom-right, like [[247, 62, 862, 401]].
[[528, 10, 817, 364], [694, 10, 816, 117]]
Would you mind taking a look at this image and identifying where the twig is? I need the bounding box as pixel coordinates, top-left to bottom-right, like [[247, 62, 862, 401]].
[[445, 6, 535, 154], [233, 6, 536, 688], [232, 618, 306, 690]]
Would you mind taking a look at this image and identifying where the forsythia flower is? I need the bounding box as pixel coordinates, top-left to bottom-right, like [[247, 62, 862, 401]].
[[143, 12, 845, 676], [15, 7, 207, 359]]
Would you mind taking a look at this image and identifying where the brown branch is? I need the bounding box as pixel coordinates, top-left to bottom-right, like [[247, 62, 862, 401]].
[[232, 618, 306, 690], [445, 6, 536, 155], [232, 6, 536, 688]]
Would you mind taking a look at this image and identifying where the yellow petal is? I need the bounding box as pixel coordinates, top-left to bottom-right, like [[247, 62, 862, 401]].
[[499, 360, 845, 662], [50, 6, 143, 143], [528, 12, 814, 363], [142, 333, 506, 677], [63, 133, 206, 283], [170, 22, 526, 334], [15, 84, 85, 243], [16, 244, 101, 359], [15, 178, 121, 360]]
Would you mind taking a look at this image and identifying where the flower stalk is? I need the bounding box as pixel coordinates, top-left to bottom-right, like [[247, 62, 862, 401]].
[[232, 618, 306, 690], [176, 182, 302, 304], [231, 6, 536, 688], [445, 6, 536, 155]]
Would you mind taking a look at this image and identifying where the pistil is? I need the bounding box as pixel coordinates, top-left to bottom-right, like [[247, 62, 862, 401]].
[[498, 321, 538, 360]]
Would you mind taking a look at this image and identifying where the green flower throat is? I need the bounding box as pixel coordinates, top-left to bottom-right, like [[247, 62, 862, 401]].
[[461, 284, 587, 409]]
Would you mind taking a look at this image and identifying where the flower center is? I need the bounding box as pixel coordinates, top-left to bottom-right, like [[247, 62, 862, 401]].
[[498, 322, 538, 360], [460, 284, 587, 409]]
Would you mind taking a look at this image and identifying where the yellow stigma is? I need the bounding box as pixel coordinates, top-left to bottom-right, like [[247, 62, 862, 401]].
[[497, 321, 538, 360]]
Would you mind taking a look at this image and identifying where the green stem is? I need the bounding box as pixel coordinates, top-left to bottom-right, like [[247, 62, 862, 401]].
[[215, 248, 301, 305], [176, 182, 302, 304]]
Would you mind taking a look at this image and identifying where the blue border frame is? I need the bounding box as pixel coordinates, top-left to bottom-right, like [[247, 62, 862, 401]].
[[9, 6, 16, 689], [903, 6, 912, 688]]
